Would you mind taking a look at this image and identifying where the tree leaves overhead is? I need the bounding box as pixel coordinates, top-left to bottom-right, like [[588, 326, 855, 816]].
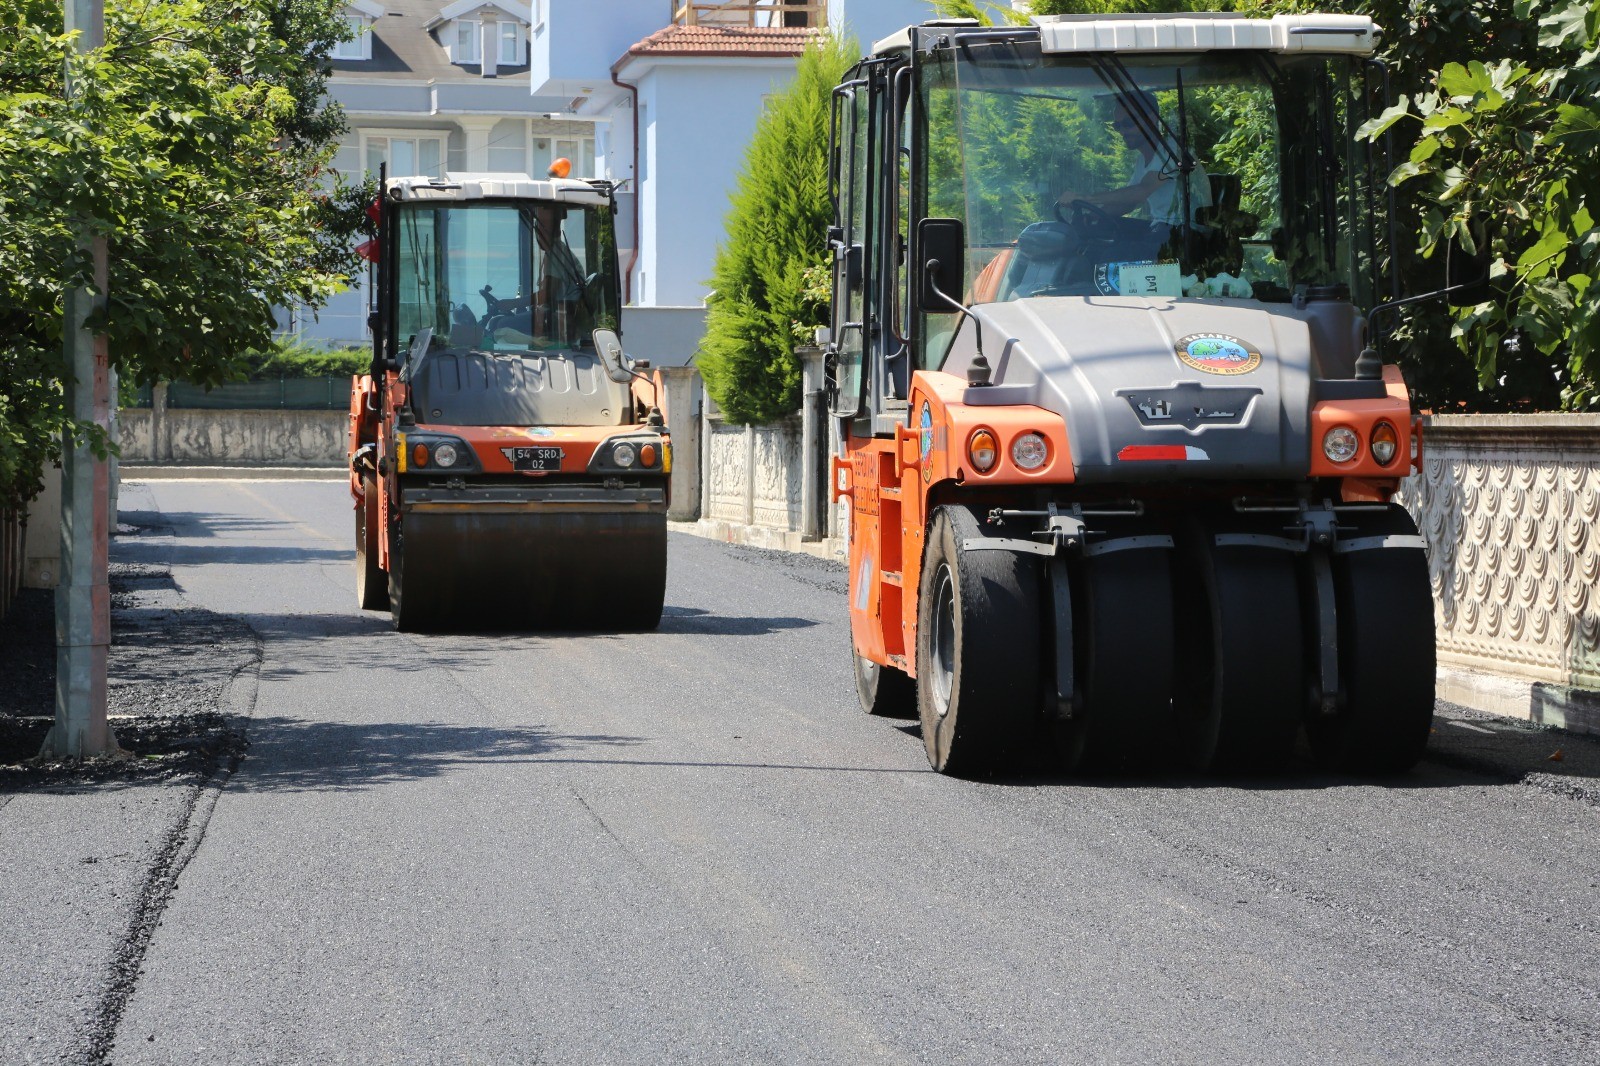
[[1356, 0, 1600, 407], [0, 0, 365, 508]]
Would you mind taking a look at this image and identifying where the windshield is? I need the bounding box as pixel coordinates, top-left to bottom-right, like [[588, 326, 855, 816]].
[[918, 40, 1374, 321], [394, 200, 619, 356]]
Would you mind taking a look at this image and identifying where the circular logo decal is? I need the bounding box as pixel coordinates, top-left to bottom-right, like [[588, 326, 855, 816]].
[[919, 402, 935, 483], [1175, 333, 1261, 376]]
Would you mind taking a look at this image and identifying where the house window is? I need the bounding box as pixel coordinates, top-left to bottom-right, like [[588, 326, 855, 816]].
[[499, 22, 523, 65], [455, 20, 480, 64], [554, 137, 595, 179], [364, 134, 446, 179], [332, 15, 370, 60]]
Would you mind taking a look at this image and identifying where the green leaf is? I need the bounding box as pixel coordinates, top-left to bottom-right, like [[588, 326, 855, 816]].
[[1387, 161, 1425, 187], [1422, 108, 1472, 132], [1409, 137, 1442, 165], [1538, 0, 1592, 49], [1356, 99, 1411, 141], [1547, 102, 1600, 143], [1517, 230, 1572, 281], [1438, 62, 1492, 99]]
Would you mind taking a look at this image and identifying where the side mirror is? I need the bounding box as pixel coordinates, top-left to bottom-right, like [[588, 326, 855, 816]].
[[918, 217, 966, 312], [592, 328, 633, 384]]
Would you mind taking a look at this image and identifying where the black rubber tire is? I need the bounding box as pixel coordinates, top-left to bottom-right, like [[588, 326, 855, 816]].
[[355, 476, 389, 611], [915, 506, 1041, 776], [387, 521, 425, 633], [854, 648, 916, 718], [1173, 515, 1304, 773], [1307, 505, 1435, 774], [1052, 544, 1176, 774]]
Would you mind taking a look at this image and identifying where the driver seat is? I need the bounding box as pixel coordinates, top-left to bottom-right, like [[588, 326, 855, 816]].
[[999, 222, 1076, 299], [449, 303, 482, 350]]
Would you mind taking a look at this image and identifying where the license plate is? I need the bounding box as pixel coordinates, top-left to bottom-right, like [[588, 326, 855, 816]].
[[500, 445, 564, 471]]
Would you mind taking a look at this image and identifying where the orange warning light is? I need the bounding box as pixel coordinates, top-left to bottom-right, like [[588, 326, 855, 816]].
[[548, 157, 572, 179]]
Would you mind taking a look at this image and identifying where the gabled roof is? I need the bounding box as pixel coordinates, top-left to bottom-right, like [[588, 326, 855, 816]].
[[613, 24, 816, 72], [424, 0, 532, 29], [345, 0, 384, 18], [328, 0, 529, 81]]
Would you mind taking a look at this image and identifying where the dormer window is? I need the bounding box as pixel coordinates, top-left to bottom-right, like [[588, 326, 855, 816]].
[[332, 1, 383, 61], [498, 21, 524, 65], [430, 1, 530, 70], [454, 20, 480, 64]]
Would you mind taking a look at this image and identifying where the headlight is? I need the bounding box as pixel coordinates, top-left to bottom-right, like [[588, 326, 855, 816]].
[[612, 442, 637, 468], [433, 442, 460, 468], [968, 429, 998, 473], [1323, 426, 1360, 464], [1011, 432, 1049, 471], [1370, 422, 1398, 466]]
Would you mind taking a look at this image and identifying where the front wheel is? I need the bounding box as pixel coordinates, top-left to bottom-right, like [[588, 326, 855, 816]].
[[355, 476, 389, 611], [1307, 506, 1435, 774], [916, 506, 1041, 776]]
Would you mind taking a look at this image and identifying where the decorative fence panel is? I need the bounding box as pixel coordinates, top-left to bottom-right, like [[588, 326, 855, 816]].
[[1398, 415, 1600, 693]]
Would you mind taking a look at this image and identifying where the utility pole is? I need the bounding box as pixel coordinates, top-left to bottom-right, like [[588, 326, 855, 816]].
[[42, 0, 118, 759]]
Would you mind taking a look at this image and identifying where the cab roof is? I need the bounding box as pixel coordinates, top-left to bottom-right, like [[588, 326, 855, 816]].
[[874, 13, 1379, 58], [385, 173, 611, 207]]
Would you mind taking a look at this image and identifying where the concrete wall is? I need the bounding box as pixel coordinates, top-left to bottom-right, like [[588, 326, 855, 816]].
[[21, 462, 61, 590], [119, 409, 347, 466], [620, 305, 707, 367]]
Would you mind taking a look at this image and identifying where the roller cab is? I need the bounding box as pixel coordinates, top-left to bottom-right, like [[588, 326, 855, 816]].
[[350, 173, 669, 631], [828, 14, 1434, 776]]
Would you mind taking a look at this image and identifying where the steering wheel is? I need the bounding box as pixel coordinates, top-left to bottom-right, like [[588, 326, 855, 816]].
[[1054, 197, 1113, 235]]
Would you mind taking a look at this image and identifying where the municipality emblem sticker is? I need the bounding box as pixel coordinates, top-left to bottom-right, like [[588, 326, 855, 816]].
[[1175, 333, 1261, 376]]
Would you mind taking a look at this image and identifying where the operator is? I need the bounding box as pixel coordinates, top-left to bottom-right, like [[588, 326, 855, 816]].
[[1055, 89, 1211, 237], [487, 205, 585, 343]]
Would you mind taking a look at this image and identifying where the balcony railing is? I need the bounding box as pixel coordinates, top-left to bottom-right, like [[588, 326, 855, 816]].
[[673, 1, 827, 29]]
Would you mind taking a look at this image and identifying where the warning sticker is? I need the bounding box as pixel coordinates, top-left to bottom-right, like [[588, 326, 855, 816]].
[[1095, 260, 1182, 298]]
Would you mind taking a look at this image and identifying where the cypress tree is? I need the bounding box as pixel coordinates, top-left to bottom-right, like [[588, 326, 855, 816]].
[[699, 35, 856, 425]]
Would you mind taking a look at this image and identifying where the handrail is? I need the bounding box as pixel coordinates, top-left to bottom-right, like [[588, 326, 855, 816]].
[[673, 1, 827, 29]]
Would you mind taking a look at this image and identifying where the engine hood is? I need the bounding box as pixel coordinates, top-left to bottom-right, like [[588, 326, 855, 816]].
[[942, 296, 1314, 482]]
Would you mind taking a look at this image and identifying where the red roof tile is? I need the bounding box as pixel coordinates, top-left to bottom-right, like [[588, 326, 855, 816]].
[[614, 24, 817, 70]]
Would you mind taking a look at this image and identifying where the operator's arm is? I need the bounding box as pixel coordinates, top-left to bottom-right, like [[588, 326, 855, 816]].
[[1057, 169, 1168, 216]]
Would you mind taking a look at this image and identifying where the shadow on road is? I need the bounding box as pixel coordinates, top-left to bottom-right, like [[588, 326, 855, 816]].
[[226, 716, 646, 793], [657, 605, 819, 637]]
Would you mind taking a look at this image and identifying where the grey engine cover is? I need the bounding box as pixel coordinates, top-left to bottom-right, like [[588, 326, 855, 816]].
[[941, 297, 1313, 482]]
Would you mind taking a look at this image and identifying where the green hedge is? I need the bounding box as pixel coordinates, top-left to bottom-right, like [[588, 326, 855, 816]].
[[120, 341, 371, 410]]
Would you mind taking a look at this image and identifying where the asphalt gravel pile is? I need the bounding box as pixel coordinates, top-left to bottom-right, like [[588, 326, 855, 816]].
[[0, 532, 258, 788]]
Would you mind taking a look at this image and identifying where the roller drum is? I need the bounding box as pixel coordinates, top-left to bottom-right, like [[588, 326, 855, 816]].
[[392, 509, 667, 631]]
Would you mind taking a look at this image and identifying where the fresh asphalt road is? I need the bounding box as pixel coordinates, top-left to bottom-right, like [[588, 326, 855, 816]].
[[97, 477, 1600, 1064]]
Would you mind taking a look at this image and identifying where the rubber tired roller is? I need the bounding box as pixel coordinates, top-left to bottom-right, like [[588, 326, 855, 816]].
[[349, 170, 670, 632], [828, 13, 1457, 776]]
